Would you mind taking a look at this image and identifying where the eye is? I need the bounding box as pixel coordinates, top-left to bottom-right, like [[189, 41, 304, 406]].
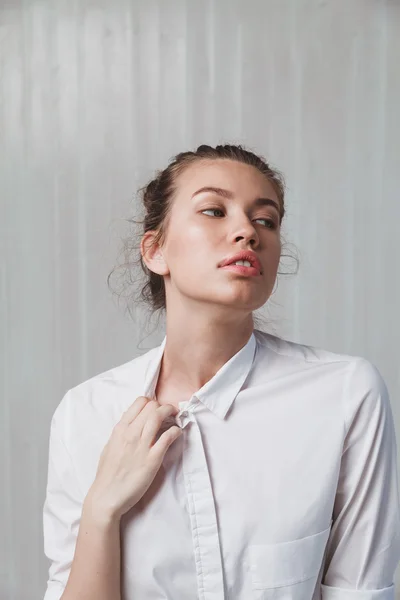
[[255, 218, 278, 230], [202, 208, 225, 218], [202, 209, 278, 230]]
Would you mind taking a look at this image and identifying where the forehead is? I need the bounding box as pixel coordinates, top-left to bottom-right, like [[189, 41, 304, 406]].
[[174, 159, 279, 201]]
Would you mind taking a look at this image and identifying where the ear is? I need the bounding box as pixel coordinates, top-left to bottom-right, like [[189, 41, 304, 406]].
[[140, 231, 170, 276]]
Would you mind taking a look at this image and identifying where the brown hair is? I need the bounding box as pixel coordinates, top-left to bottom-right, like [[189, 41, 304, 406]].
[[108, 143, 298, 334]]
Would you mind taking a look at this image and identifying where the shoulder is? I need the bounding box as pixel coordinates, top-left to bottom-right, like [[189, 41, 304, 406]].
[[50, 344, 159, 448], [254, 328, 363, 367], [254, 329, 391, 425]]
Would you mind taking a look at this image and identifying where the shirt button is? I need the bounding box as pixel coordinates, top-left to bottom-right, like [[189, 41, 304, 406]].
[[181, 411, 188, 418]]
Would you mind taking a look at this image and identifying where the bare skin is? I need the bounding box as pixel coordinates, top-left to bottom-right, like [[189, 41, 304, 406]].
[[142, 158, 282, 410], [60, 159, 282, 599], [61, 397, 182, 600]]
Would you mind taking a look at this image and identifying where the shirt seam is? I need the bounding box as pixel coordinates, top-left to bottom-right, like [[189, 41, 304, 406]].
[[255, 334, 358, 368], [340, 357, 359, 456]]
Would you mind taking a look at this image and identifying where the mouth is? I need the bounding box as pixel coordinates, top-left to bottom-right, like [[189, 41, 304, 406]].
[[220, 262, 261, 277], [218, 251, 263, 275]]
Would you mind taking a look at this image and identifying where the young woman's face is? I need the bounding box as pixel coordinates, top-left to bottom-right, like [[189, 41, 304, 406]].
[[147, 159, 282, 316]]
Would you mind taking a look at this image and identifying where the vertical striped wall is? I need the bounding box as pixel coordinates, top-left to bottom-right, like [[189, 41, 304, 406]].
[[1, 1, 399, 597]]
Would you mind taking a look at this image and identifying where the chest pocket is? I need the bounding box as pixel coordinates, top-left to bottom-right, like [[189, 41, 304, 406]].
[[248, 522, 332, 600]]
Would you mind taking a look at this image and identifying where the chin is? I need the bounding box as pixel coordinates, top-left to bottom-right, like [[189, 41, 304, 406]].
[[216, 293, 267, 311]]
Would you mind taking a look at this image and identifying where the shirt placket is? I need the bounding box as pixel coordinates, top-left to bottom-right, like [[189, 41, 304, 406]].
[[178, 402, 225, 600]]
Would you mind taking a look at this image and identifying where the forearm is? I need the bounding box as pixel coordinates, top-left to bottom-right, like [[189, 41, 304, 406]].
[[61, 493, 121, 600]]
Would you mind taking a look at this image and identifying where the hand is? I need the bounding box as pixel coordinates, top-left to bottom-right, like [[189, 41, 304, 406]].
[[87, 396, 182, 521]]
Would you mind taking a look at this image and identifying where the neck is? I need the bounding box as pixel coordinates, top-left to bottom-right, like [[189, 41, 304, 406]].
[[159, 300, 255, 394]]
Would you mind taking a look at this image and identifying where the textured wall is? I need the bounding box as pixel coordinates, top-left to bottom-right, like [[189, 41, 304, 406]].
[[1, 1, 400, 598]]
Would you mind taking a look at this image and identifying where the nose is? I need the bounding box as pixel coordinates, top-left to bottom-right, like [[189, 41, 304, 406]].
[[230, 219, 259, 247]]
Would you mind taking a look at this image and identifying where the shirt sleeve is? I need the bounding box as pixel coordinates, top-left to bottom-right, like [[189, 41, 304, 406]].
[[42, 390, 84, 600], [321, 358, 400, 600]]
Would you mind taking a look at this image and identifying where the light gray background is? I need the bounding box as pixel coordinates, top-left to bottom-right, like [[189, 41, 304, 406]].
[[1, 1, 400, 598]]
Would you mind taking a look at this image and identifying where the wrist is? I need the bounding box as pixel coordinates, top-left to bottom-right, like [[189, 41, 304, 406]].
[[83, 487, 121, 528]]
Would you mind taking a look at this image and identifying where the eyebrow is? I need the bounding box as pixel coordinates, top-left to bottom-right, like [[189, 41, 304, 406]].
[[191, 186, 281, 215]]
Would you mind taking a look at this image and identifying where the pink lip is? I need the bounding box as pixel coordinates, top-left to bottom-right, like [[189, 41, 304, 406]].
[[219, 250, 262, 274], [221, 264, 261, 277]]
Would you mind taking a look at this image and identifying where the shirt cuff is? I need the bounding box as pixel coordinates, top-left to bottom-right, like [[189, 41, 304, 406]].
[[321, 583, 395, 600]]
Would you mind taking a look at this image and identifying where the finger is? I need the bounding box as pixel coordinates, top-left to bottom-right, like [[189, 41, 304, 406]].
[[119, 396, 153, 426], [141, 404, 179, 445], [129, 399, 163, 434], [151, 425, 183, 459]]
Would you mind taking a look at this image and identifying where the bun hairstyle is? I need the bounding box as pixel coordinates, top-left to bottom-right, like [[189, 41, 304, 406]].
[[108, 144, 298, 334]]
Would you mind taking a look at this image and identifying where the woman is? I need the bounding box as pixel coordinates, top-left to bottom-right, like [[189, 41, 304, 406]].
[[43, 144, 400, 600]]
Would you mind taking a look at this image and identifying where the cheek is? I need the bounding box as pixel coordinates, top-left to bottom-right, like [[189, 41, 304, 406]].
[[167, 221, 210, 259], [164, 227, 207, 272], [265, 237, 281, 264]]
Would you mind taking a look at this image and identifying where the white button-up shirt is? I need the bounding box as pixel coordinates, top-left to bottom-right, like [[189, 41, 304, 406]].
[[43, 329, 400, 600]]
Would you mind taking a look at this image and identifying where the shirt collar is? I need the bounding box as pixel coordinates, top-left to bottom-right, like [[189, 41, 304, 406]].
[[142, 330, 257, 419]]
